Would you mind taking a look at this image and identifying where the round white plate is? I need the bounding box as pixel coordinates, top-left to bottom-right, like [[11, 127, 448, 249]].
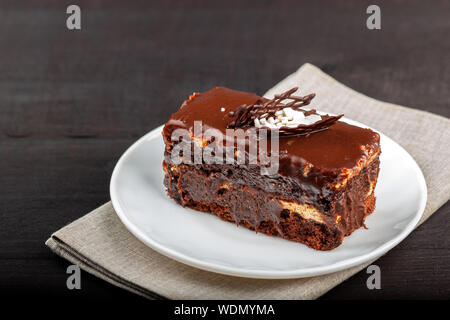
[[110, 120, 426, 279]]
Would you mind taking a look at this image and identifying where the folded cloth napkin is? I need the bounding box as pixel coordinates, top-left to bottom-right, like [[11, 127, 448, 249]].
[[46, 63, 450, 300]]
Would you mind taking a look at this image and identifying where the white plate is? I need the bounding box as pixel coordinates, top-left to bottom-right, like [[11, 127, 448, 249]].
[[110, 120, 426, 279]]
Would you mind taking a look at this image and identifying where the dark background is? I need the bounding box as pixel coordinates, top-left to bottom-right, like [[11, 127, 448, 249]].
[[0, 0, 449, 301]]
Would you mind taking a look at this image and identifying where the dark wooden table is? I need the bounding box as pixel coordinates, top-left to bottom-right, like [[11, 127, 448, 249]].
[[1, 0, 448, 301]]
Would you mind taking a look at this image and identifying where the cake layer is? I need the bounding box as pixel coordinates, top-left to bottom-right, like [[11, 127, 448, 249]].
[[163, 159, 379, 250]]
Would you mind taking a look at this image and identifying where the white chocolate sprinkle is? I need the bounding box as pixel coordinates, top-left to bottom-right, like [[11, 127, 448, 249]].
[[254, 107, 323, 129]]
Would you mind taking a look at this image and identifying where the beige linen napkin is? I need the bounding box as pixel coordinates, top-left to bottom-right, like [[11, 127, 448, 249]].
[[46, 63, 450, 300]]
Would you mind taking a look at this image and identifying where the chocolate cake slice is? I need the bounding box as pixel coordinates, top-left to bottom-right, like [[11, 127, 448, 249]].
[[162, 87, 380, 250]]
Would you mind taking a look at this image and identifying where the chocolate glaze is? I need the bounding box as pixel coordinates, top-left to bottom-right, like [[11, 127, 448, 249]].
[[163, 86, 380, 175]]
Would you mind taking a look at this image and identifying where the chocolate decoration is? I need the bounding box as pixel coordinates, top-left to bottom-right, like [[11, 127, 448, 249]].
[[226, 87, 343, 136]]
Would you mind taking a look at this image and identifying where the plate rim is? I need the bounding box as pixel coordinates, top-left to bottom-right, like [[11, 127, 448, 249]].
[[110, 120, 427, 279]]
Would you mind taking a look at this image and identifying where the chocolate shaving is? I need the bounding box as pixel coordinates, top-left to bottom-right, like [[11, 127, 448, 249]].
[[227, 87, 343, 136]]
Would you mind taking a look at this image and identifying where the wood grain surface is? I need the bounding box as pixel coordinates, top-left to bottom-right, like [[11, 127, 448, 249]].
[[0, 0, 448, 300]]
